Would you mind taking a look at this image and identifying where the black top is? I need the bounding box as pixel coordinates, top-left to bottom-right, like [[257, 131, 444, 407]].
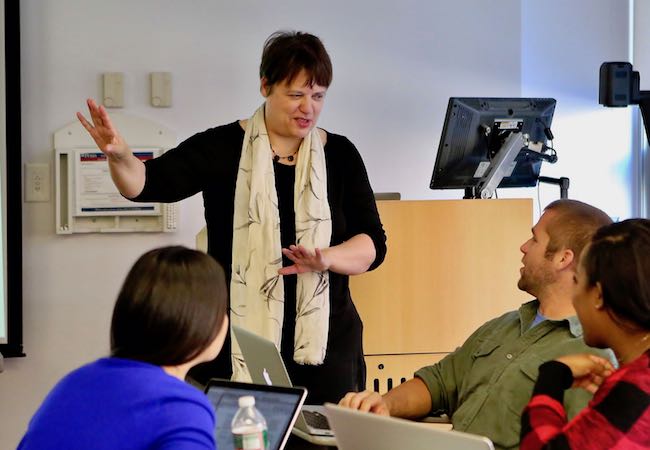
[[134, 121, 387, 403]]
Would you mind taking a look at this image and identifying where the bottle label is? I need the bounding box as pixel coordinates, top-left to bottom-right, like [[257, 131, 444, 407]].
[[233, 430, 269, 450]]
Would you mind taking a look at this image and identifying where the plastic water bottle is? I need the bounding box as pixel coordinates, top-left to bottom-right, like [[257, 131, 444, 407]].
[[231, 395, 269, 450]]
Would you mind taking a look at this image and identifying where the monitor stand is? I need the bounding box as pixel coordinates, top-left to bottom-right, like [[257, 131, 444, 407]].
[[463, 187, 476, 199], [538, 176, 570, 199]]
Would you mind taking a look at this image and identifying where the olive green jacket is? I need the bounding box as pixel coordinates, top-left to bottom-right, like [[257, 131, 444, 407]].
[[415, 300, 611, 450]]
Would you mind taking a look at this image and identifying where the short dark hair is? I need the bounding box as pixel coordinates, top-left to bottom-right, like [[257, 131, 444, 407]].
[[259, 30, 332, 89], [543, 199, 613, 263], [583, 219, 650, 330], [110, 246, 228, 366]]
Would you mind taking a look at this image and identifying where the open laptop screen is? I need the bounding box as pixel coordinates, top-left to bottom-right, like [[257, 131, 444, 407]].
[[204, 379, 307, 450], [324, 403, 494, 450]]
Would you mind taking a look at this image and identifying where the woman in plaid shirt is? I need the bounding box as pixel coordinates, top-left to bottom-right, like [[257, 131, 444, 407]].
[[520, 218, 650, 450]]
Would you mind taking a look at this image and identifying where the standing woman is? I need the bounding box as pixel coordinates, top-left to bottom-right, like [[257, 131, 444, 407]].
[[520, 219, 650, 449], [76, 31, 387, 404]]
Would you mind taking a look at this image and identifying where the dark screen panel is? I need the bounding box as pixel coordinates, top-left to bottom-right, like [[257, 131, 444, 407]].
[[430, 97, 556, 194], [0, 0, 24, 357]]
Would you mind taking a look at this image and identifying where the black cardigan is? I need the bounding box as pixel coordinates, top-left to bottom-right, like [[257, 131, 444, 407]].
[[134, 121, 387, 403]]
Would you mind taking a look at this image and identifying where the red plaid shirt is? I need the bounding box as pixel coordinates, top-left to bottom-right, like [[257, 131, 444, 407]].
[[520, 352, 650, 449]]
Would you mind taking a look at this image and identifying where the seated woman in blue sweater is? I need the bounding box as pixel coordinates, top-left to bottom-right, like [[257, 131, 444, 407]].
[[19, 246, 229, 450], [520, 219, 650, 449]]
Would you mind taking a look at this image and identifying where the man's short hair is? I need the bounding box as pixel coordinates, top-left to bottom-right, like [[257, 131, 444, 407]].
[[543, 199, 613, 263]]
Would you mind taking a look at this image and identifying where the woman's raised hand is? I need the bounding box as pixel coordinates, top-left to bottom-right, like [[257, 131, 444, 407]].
[[76, 98, 130, 159], [75, 98, 146, 198]]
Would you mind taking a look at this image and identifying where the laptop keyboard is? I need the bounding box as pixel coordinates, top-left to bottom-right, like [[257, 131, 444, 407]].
[[303, 410, 331, 430]]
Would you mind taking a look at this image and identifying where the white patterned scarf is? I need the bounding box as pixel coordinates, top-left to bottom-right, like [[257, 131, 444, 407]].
[[230, 104, 332, 382]]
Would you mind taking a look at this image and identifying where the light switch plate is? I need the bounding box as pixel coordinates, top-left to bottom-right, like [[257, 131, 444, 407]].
[[150, 72, 172, 107], [103, 72, 124, 108], [25, 163, 50, 202]]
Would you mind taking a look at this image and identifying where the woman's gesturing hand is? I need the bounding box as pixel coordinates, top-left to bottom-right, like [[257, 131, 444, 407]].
[[278, 244, 331, 275], [77, 98, 130, 160]]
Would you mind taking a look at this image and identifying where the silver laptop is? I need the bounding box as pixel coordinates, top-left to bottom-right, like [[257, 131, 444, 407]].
[[232, 325, 336, 446], [204, 378, 307, 450], [324, 403, 495, 450]]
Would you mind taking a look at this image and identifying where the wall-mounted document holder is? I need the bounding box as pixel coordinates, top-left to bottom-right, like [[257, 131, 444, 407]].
[[54, 113, 178, 234]]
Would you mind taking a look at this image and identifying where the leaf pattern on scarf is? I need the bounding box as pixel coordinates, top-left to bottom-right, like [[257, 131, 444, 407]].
[[296, 212, 331, 244], [294, 321, 327, 362], [312, 272, 329, 297], [295, 340, 310, 351], [297, 307, 321, 319], [232, 354, 246, 371], [309, 163, 323, 200], [296, 272, 329, 316], [231, 248, 254, 287], [229, 305, 245, 318], [231, 267, 246, 286], [260, 274, 283, 310]]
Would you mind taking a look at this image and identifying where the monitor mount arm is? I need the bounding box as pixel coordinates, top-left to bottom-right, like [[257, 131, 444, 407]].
[[475, 132, 526, 199], [538, 176, 570, 199], [469, 132, 560, 200]]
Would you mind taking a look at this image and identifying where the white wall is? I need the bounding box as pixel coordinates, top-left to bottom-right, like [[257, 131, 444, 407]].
[[516, 0, 631, 220], [2, 1, 525, 448], [635, 0, 650, 104]]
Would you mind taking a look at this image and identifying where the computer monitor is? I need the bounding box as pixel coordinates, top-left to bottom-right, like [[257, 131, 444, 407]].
[[430, 97, 556, 199]]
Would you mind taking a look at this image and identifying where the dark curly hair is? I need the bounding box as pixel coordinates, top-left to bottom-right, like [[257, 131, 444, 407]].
[[582, 219, 650, 331]]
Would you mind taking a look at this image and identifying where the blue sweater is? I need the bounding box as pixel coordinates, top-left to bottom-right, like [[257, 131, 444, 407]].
[[18, 358, 216, 450]]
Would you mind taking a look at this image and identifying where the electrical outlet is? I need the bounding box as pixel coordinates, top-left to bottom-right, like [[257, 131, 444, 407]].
[[25, 163, 50, 202]]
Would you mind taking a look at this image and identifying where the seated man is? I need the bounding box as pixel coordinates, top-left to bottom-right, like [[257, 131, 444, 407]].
[[340, 199, 614, 450]]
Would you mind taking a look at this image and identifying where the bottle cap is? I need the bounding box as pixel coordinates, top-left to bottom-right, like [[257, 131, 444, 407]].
[[238, 395, 255, 407]]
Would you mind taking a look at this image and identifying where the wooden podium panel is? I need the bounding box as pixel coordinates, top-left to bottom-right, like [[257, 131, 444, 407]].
[[365, 353, 447, 394], [351, 199, 533, 356]]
